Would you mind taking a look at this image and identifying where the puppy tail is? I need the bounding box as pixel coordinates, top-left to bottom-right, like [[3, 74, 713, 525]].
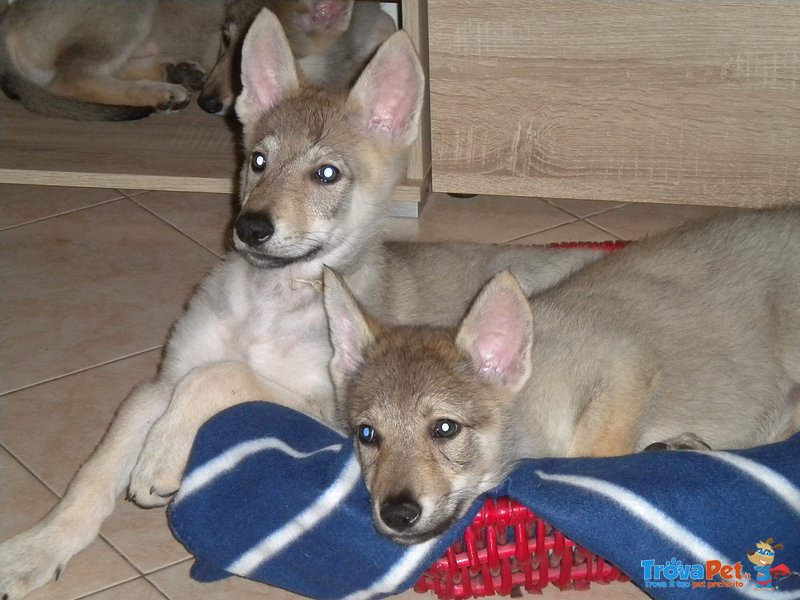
[[1, 69, 154, 121]]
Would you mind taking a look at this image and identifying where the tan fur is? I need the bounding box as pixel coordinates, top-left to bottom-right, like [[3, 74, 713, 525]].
[[1, 0, 393, 119], [198, 0, 395, 114], [326, 209, 800, 543], [0, 14, 605, 599], [1, 0, 226, 119]]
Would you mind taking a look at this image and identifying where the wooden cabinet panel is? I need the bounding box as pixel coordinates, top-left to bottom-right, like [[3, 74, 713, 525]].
[[428, 1, 800, 206]]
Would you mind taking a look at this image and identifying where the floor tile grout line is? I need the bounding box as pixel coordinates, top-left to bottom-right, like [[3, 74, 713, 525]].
[[142, 556, 194, 577], [543, 198, 629, 220], [0, 441, 64, 500], [0, 197, 125, 232], [98, 524, 192, 580], [0, 346, 163, 397], [583, 217, 637, 241], [499, 217, 621, 245], [128, 196, 226, 260], [94, 525, 191, 580], [144, 557, 196, 599], [73, 574, 168, 600], [499, 216, 579, 244], [116, 189, 153, 199]]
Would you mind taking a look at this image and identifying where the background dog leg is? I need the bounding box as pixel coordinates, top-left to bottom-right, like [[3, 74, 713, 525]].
[[0, 381, 171, 600], [121, 57, 207, 91], [128, 361, 318, 507], [48, 71, 191, 110]]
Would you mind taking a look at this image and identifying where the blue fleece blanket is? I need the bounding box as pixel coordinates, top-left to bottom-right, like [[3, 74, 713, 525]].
[[168, 402, 800, 599]]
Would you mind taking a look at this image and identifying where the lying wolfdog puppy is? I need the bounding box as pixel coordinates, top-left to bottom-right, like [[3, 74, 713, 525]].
[[1, 0, 392, 120], [0, 9, 603, 599], [0, 0, 227, 120], [323, 208, 800, 543]]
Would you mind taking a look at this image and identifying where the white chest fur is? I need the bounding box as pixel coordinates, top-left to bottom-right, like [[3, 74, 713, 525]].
[[161, 256, 336, 411]]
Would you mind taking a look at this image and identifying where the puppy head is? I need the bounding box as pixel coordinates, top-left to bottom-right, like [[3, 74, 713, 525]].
[[198, 0, 357, 114], [323, 269, 534, 543], [230, 10, 424, 275]]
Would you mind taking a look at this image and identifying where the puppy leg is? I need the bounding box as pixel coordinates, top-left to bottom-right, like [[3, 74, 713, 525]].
[[128, 361, 319, 507], [0, 380, 171, 600], [567, 365, 655, 457], [121, 57, 207, 91], [49, 70, 191, 110]]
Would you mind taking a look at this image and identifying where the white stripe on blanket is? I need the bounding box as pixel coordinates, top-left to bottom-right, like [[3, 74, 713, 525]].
[[227, 456, 362, 576], [175, 437, 343, 502], [341, 538, 439, 600], [535, 470, 800, 599], [704, 451, 800, 512]]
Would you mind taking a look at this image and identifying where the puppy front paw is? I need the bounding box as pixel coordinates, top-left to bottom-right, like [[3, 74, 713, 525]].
[[128, 420, 191, 507], [0, 530, 66, 600]]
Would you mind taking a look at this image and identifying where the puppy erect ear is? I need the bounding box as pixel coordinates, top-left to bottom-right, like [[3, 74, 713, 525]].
[[235, 9, 300, 136], [298, 0, 354, 35], [347, 30, 425, 147], [323, 268, 376, 394], [456, 271, 534, 393]]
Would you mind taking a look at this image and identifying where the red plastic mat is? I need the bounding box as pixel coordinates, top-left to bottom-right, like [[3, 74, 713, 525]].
[[415, 498, 629, 599]]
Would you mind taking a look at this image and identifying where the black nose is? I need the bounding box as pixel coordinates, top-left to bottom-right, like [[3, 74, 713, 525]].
[[197, 93, 224, 114], [380, 496, 421, 532], [235, 213, 275, 247]]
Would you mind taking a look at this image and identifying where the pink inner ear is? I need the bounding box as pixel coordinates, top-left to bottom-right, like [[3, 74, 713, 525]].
[[467, 286, 530, 386], [248, 69, 285, 114], [238, 13, 297, 118], [363, 53, 418, 138], [473, 319, 527, 383], [338, 318, 363, 375], [304, 0, 353, 34], [329, 300, 367, 375]]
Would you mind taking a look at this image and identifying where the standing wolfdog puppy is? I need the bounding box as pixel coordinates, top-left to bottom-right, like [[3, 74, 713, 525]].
[[324, 209, 800, 544], [0, 9, 604, 599]]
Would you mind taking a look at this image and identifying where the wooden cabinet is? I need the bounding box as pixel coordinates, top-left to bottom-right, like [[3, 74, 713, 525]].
[[427, 1, 800, 207]]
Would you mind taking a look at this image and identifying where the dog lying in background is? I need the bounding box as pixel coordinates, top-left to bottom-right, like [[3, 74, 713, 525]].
[[0, 0, 227, 119], [0, 10, 604, 598], [198, 0, 395, 114], [1, 0, 394, 120], [323, 208, 800, 544]]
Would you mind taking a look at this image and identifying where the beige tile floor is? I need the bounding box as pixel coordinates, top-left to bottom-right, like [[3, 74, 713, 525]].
[[0, 184, 731, 599]]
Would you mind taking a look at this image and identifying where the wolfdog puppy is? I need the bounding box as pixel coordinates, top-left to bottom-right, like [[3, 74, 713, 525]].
[[1, 0, 227, 119], [0, 9, 604, 598], [324, 208, 800, 543]]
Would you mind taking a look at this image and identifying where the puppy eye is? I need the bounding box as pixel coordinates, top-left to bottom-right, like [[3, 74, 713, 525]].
[[314, 164, 340, 184], [432, 419, 460, 440], [251, 152, 267, 172], [356, 423, 378, 445]]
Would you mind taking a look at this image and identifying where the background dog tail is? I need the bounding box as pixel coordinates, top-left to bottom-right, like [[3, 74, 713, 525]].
[[1, 70, 154, 121]]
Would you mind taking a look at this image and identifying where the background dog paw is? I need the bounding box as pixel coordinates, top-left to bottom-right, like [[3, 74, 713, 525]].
[[165, 62, 206, 91], [154, 84, 192, 112]]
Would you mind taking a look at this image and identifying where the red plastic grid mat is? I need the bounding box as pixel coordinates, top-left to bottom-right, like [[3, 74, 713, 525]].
[[415, 498, 629, 599]]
